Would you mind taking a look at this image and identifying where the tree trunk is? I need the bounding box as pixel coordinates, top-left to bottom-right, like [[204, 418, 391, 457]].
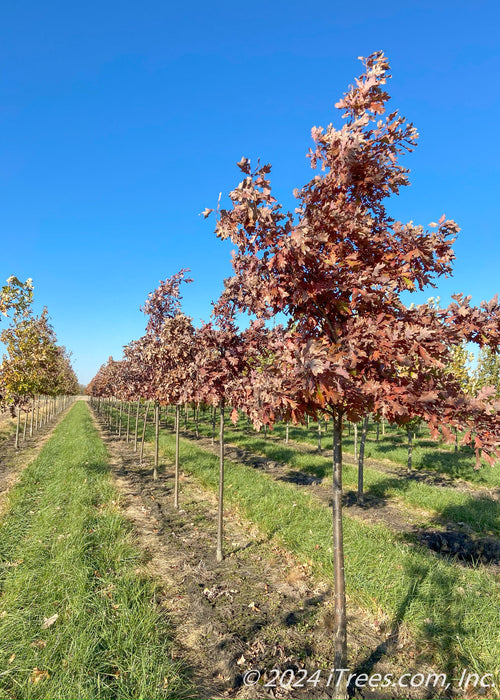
[[353, 422, 358, 459], [376, 421, 380, 442], [134, 400, 140, 452], [118, 401, 123, 438], [195, 403, 200, 439], [140, 401, 150, 462], [126, 401, 131, 443], [30, 397, 35, 437], [358, 415, 369, 505], [216, 400, 225, 562], [153, 402, 160, 480], [332, 411, 348, 698], [285, 421, 289, 444], [317, 420, 322, 452], [15, 407, 21, 449], [22, 408, 28, 442], [184, 403, 188, 431], [174, 405, 180, 508], [211, 406, 217, 445], [407, 429, 413, 472]]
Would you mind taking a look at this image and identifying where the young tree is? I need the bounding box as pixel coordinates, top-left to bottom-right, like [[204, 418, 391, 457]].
[[141, 270, 195, 486], [208, 52, 500, 695], [475, 346, 500, 397], [0, 276, 33, 320]]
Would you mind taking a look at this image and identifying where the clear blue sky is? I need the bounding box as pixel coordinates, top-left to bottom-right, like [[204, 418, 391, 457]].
[[1, 0, 499, 384]]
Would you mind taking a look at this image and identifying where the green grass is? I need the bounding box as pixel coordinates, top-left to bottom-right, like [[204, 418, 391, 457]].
[[271, 419, 500, 488], [178, 417, 500, 536], [0, 401, 189, 700], [148, 428, 500, 685], [104, 400, 500, 534]]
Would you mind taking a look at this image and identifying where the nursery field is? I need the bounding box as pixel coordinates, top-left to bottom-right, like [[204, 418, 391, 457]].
[[1, 399, 498, 700]]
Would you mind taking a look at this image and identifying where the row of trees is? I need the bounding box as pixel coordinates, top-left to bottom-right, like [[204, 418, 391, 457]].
[[87, 53, 500, 696], [0, 276, 79, 446]]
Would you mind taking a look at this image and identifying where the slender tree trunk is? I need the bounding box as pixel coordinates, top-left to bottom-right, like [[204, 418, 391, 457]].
[[216, 400, 225, 562], [153, 402, 159, 480], [454, 427, 458, 453], [15, 407, 21, 449], [353, 422, 358, 459], [118, 401, 123, 438], [134, 400, 140, 452], [126, 401, 131, 443], [174, 405, 180, 508], [285, 421, 289, 444], [211, 406, 217, 445], [376, 421, 380, 442], [22, 408, 28, 442], [195, 403, 199, 439], [184, 403, 188, 431], [332, 411, 348, 699], [407, 429, 413, 472], [317, 420, 322, 452], [30, 397, 34, 437], [140, 401, 150, 462], [357, 415, 369, 505]]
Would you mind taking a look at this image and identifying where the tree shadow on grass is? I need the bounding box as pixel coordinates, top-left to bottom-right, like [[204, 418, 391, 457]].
[[363, 476, 500, 536], [349, 560, 468, 698]]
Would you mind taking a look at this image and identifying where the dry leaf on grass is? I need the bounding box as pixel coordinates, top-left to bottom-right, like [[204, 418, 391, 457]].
[[42, 613, 58, 629], [30, 639, 47, 649], [30, 668, 50, 684]]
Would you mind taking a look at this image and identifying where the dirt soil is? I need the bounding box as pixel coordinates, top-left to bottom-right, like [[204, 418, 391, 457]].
[[264, 430, 500, 501], [94, 411, 461, 700], [178, 430, 500, 574]]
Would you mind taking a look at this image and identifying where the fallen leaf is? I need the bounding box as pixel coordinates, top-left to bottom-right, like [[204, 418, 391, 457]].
[[8, 653, 15, 664], [248, 602, 260, 612], [30, 640, 47, 649], [30, 668, 50, 684], [42, 613, 58, 629]]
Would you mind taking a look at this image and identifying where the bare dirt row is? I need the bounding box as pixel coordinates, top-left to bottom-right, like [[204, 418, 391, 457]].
[[173, 427, 500, 573], [94, 411, 455, 700]]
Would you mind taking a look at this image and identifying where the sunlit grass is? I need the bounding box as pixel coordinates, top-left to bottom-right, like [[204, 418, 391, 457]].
[[0, 402, 190, 700]]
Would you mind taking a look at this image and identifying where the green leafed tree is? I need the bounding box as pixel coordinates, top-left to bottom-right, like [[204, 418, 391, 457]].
[[475, 346, 500, 397]]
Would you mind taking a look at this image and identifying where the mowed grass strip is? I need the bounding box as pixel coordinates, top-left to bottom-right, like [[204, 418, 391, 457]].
[[187, 419, 500, 536], [154, 429, 500, 683], [0, 401, 189, 700], [270, 419, 500, 488]]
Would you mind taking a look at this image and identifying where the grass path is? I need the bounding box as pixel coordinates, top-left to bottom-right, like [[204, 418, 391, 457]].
[[186, 420, 500, 538], [141, 424, 500, 686], [0, 400, 189, 700]]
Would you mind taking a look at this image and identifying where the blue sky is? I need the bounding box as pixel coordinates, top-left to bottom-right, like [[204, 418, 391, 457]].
[[1, 0, 499, 383]]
